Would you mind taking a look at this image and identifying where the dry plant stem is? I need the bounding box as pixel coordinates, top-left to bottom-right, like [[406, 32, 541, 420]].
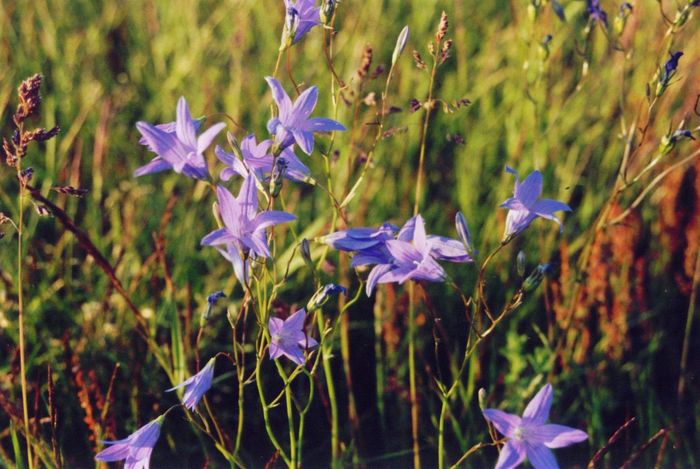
[[587, 416, 637, 468], [449, 441, 498, 469]]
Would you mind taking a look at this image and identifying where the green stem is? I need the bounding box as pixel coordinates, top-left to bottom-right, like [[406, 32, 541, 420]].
[[316, 310, 340, 466]]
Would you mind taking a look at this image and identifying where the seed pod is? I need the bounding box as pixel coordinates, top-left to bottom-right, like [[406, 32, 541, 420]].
[[320, 0, 337, 25], [516, 251, 526, 277], [522, 264, 550, 292]]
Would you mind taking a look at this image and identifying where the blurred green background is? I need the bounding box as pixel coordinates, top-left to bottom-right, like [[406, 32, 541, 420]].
[[1, 0, 699, 466]]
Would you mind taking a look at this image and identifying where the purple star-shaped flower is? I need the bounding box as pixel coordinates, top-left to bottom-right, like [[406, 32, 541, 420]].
[[201, 174, 296, 284], [269, 308, 318, 365], [500, 166, 571, 240], [265, 77, 346, 155], [483, 384, 588, 469], [283, 0, 321, 44], [95, 416, 164, 469], [166, 357, 216, 410], [135, 97, 226, 180], [216, 134, 311, 183]]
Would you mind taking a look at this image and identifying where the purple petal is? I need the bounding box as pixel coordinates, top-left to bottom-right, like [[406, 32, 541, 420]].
[[532, 199, 571, 214], [269, 341, 283, 360], [366, 264, 394, 296], [269, 317, 284, 336], [302, 117, 346, 132], [292, 129, 314, 155], [292, 86, 319, 122], [538, 424, 588, 448], [523, 384, 553, 425], [201, 228, 235, 246], [504, 209, 537, 238], [412, 215, 428, 251], [197, 122, 226, 155], [397, 216, 417, 241], [215, 145, 235, 165], [385, 240, 422, 265], [427, 236, 472, 263], [524, 443, 558, 469], [265, 77, 292, 120], [216, 186, 240, 229], [133, 157, 172, 177], [237, 174, 259, 221], [298, 334, 318, 350], [409, 256, 446, 283], [495, 440, 527, 469], [95, 443, 131, 462], [515, 171, 543, 208], [176, 97, 197, 149], [285, 308, 307, 332], [241, 233, 270, 258], [483, 409, 521, 437], [254, 210, 297, 230], [136, 122, 188, 166]]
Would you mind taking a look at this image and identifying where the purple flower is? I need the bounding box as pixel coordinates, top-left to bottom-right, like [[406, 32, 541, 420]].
[[319, 223, 399, 266], [500, 166, 571, 240], [365, 215, 472, 296], [95, 416, 164, 469], [482, 384, 588, 469], [201, 174, 296, 284], [216, 134, 311, 183], [587, 0, 608, 27], [166, 357, 216, 410], [265, 77, 346, 155], [207, 291, 226, 305], [269, 308, 318, 365], [135, 97, 225, 180], [282, 0, 321, 46]]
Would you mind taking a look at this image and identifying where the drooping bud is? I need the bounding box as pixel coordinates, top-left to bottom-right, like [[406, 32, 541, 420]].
[[300, 238, 315, 273], [658, 129, 695, 156], [516, 251, 526, 277], [307, 283, 348, 311], [226, 132, 244, 161], [280, 7, 300, 51], [392, 26, 410, 66], [614, 2, 633, 36], [522, 264, 550, 292], [201, 291, 226, 326], [269, 157, 288, 197], [320, 0, 336, 25]]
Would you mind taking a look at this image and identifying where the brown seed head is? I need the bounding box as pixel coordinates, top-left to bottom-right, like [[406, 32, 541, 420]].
[[436, 11, 449, 42], [413, 50, 427, 70], [15, 74, 43, 123], [358, 44, 373, 79]]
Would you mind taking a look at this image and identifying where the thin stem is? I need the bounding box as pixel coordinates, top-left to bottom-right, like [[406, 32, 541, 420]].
[[677, 247, 700, 400], [316, 310, 340, 466], [15, 148, 33, 469]]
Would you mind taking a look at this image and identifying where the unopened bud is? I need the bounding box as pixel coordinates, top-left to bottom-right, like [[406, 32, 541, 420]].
[[320, 0, 337, 25], [226, 132, 244, 160], [300, 238, 315, 272], [307, 283, 348, 311], [392, 26, 410, 66], [280, 7, 300, 51], [455, 212, 475, 256], [522, 264, 550, 292], [478, 388, 488, 411], [269, 157, 288, 197]]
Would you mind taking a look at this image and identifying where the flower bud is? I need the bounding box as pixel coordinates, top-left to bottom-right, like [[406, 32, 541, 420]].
[[307, 283, 348, 311], [269, 157, 288, 197], [522, 264, 550, 292], [455, 212, 475, 256], [478, 388, 488, 411], [300, 238, 316, 273], [392, 26, 410, 66], [320, 0, 336, 25], [280, 7, 300, 51]]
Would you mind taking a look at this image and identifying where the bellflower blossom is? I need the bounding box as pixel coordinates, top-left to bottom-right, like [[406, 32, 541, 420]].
[[166, 357, 216, 410], [319, 223, 399, 266], [482, 384, 588, 469], [215, 134, 311, 183], [201, 174, 296, 284], [269, 308, 318, 365], [500, 166, 571, 240], [282, 0, 321, 47], [135, 97, 226, 179], [265, 77, 346, 155], [95, 416, 164, 469]]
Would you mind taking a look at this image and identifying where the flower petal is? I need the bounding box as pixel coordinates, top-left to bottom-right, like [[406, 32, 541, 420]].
[[201, 228, 235, 246], [302, 117, 346, 132], [176, 97, 198, 149], [482, 409, 521, 437], [197, 122, 226, 155], [523, 384, 553, 425], [515, 170, 543, 208], [254, 211, 297, 230], [237, 174, 259, 221], [216, 186, 240, 230], [366, 264, 393, 296], [265, 77, 292, 120], [292, 129, 314, 154], [292, 86, 319, 122], [95, 443, 131, 462], [133, 157, 172, 177], [495, 440, 527, 469], [538, 424, 588, 449], [525, 443, 559, 469]]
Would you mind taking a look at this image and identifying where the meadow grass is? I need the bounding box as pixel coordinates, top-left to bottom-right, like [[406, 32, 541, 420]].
[[1, 0, 699, 467]]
